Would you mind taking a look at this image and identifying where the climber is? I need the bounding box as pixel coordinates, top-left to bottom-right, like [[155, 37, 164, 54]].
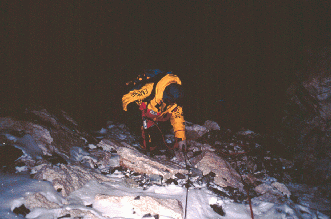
[[122, 70, 186, 156]]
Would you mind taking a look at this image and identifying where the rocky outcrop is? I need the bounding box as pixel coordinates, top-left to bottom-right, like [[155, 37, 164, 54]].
[[0, 117, 54, 157], [5, 108, 319, 218], [281, 47, 331, 185], [0, 108, 95, 160]]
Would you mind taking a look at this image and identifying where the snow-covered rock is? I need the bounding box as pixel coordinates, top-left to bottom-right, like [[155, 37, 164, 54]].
[[195, 151, 243, 190], [236, 129, 255, 136], [70, 146, 91, 162], [32, 164, 116, 197], [254, 182, 291, 204], [0, 117, 53, 156], [89, 149, 120, 173], [115, 146, 188, 180], [14, 134, 44, 160], [271, 182, 291, 198], [0, 108, 97, 159], [25, 193, 61, 209], [203, 120, 221, 131], [185, 123, 208, 140], [254, 183, 275, 195], [1, 107, 330, 218], [59, 208, 101, 219], [96, 139, 117, 152], [93, 194, 183, 219]]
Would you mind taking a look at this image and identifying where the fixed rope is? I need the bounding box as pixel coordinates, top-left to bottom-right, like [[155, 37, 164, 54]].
[[234, 160, 254, 219], [141, 117, 254, 219], [183, 150, 191, 219]]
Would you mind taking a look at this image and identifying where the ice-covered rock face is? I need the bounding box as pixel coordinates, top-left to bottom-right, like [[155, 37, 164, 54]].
[[14, 134, 44, 160]]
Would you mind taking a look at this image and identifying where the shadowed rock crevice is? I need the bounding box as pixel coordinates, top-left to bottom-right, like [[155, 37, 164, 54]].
[[280, 47, 331, 188]]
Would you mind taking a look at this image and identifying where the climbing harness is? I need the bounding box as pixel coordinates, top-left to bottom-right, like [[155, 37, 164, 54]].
[[140, 115, 175, 153]]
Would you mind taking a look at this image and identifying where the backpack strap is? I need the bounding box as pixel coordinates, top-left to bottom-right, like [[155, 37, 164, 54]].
[[143, 72, 168, 103]]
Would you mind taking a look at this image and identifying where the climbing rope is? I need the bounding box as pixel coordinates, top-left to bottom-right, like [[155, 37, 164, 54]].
[[142, 119, 191, 219], [183, 149, 192, 219], [141, 117, 254, 219], [234, 160, 254, 219]]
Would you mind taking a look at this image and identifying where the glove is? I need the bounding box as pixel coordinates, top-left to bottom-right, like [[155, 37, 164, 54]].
[[174, 140, 187, 162], [178, 139, 187, 152], [173, 138, 186, 151]]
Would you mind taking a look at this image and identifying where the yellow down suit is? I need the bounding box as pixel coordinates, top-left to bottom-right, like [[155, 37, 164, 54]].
[[122, 74, 186, 140]]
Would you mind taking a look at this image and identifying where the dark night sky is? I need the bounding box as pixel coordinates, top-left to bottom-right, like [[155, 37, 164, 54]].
[[2, 0, 331, 133]]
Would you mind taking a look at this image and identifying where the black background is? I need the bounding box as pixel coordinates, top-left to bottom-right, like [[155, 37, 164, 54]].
[[3, 0, 331, 133]]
